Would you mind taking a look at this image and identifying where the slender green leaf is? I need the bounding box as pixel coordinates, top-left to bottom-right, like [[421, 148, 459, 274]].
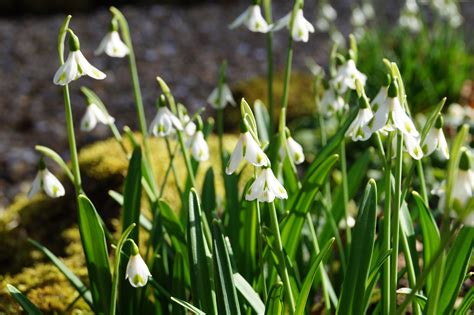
[[212, 220, 241, 315], [337, 180, 377, 315], [171, 253, 186, 315], [396, 288, 427, 309], [7, 284, 43, 315], [28, 239, 93, 308], [233, 273, 265, 315], [77, 194, 112, 314], [455, 286, 473, 315], [413, 191, 439, 294], [187, 189, 217, 315], [110, 223, 136, 315], [438, 227, 474, 314], [265, 282, 284, 315], [202, 167, 217, 221], [295, 238, 335, 315], [171, 297, 205, 315], [254, 99, 270, 143]]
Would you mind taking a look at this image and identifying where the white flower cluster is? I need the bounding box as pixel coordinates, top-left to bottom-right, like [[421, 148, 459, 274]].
[[399, 0, 423, 33], [431, 0, 463, 28]]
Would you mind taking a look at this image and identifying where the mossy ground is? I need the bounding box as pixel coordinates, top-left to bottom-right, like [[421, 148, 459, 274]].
[[0, 133, 237, 313]]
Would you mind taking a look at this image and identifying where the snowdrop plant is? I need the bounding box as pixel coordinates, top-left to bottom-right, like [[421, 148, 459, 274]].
[[423, 114, 450, 159], [10, 5, 474, 315], [229, 3, 270, 33], [272, 5, 314, 42], [80, 103, 115, 132]]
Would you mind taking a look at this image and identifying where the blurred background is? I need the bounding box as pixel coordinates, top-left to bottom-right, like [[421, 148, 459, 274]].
[[0, 0, 472, 210]]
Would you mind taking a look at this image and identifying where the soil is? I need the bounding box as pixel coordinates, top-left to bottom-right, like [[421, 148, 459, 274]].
[[0, 0, 472, 209]]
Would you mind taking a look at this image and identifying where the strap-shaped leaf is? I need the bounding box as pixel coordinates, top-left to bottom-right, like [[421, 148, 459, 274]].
[[212, 220, 241, 314], [28, 239, 93, 308], [265, 282, 284, 315], [171, 297, 205, 315], [233, 273, 264, 315], [77, 194, 112, 314], [7, 284, 43, 315], [253, 99, 270, 143], [295, 238, 335, 315], [187, 189, 217, 314], [337, 180, 377, 315]]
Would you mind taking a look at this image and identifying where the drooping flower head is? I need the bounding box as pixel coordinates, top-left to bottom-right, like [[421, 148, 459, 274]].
[[273, 6, 315, 42], [28, 158, 65, 199], [226, 122, 269, 175], [319, 82, 347, 117], [149, 95, 183, 137], [331, 59, 367, 94], [95, 19, 129, 58], [399, 0, 422, 33], [423, 114, 450, 159], [125, 241, 152, 288], [186, 117, 209, 162], [207, 84, 236, 109], [346, 94, 374, 142], [229, 4, 270, 33], [279, 129, 305, 165], [245, 166, 288, 203], [53, 29, 106, 86], [80, 103, 115, 132], [182, 114, 197, 137]]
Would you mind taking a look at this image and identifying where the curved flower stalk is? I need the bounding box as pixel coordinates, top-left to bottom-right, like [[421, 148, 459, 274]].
[[346, 94, 373, 142], [272, 7, 314, 42], [28, 159, 65, 199], [226, 125, 269, 174], [423, 115, 450, 159], [80, 103, 115, 132], [125, 242, 152, 288], [279, 130, 305, 164], [432, 149, 473, 226], [245, 166, 288, 202], [149, 96, 183, 137], [331, 59, 367, 94], [95, 19, 129, 58], [207, 83, 236, 109], [229, 4, 270, 33], [53, 29, 106, 86]]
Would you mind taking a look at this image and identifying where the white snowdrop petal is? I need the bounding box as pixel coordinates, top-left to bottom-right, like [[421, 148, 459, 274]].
[[287, 137, 305, 164], [191, 131, 209, 162], [245, 5, 270, 33], [404, 134, 424, 160], [27, 172, 43, 199], [80, 106, 99, 132], [42, 169, 65, 198], [103, 31, 129, 58], [226, 134, 244, 175], [126, 254, 151, 288], [75, 51, 106, 80], [243, 132, 268, 167], [272, 12, 291, 32], [229, 7, 249, 29]]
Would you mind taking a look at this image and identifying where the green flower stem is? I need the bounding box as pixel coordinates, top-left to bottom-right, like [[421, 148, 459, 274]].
[[216, 61, 226, 172], [263, 0, 274, 132], [255, 200, 268, 301], [382, 132, 393, 315], [159, 138, 182, 198], [63, 85, 82, 194], [306, 212, 331, 312], [400, 229, 422, 315], [110, 7, 153, 168], [397, 222, 460, 314], [390, 132, 403, 314], [416, 160, 428, 202], [339, 140, 351, 249], [269, 201, 296, 313], [109, 123, 128, 156]]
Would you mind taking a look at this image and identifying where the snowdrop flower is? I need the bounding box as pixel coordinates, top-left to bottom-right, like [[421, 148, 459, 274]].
[[207, 84, 236, 109], [186, 120, 209, 162], [125, 242, 152, 288], [445, 103, 466, 127], [403, 133, 424, 160], [316, 3, 337, 32], [279, 132, 305, 164], [80, 103, 115, 132], [149, 96, 183, 137], [226, 125, 269, 175], [399, 0, 422, 33], [362, 2, 375, 20], [351, 6, 367, 27], [368, 82, 419, 138], [53, 30, 106, 86], [346, 95, 373, 142], [423, 115, 450, 159], [229, 5, 270, 33], [331, 59, 367, 94], [95, 20, 129, 58], [245, 166, 288, 203], [432, 150, 473, 226], [273, 8, 315, 42], [28, 160, 65, 199], [319, 86, 347, 117], [182, 114, 197, 137]]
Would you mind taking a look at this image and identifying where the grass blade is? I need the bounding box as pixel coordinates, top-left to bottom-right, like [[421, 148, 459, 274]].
[[171, 297, 205, 315], [265, 282, 284, 315], [28, 239, 93, 308], [187, 189, 217, 315], [295, 237, 335, 315], [202, 167, 217, 221], [212, 220, 241, 315], [337, 179, 378, 315], [6, 284, 43, 315], [77, 194, 112, 314], [233, 273, 265, 315]]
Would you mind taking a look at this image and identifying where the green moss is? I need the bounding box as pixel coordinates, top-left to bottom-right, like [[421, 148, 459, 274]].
[[0, 133, 238, 313], [226, 71, 315, 130]]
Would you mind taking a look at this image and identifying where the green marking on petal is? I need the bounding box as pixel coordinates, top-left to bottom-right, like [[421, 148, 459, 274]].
[[372, 103, 379, 112], [53, 185, 59, 195], [77, 63, 84, 75], [405, 122, 412, 133], [356, 127, 365, 139], [133, 274, 144, 286], [59, 72, 66, 82], [256, 153, 262, 163]]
